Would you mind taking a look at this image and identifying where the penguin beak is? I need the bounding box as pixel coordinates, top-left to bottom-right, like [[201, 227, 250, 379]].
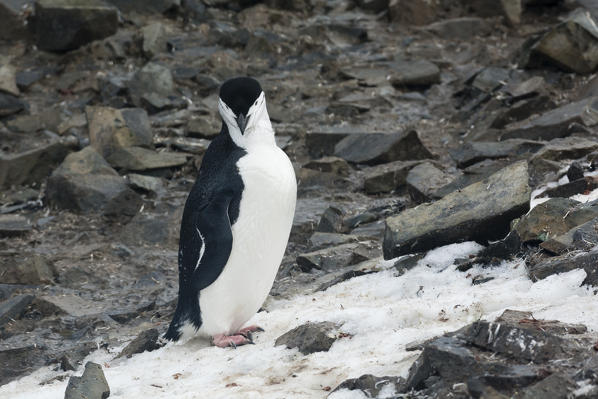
[[236, 113, 248, 134]]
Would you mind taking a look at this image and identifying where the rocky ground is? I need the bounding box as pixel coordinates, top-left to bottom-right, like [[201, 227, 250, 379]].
[[2, 0, 598, 397]]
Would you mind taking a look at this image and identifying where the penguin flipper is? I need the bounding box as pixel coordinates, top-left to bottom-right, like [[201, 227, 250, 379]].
[[179, 192, 236, 293]]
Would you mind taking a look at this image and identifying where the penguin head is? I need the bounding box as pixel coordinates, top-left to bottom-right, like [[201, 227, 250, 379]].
[[218, 77, 274, 148]]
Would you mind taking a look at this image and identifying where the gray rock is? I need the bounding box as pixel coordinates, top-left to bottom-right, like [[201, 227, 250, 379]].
[[355, 0, 388, 12], [525, 11, 598, 74], [125, 173, 165, 196], [513, 198, 598, 242], [362, 160, 421, 194], [495, 309, 587, 335], [519, 373, 577, 399], [303, 156, 350, 176], [296, 242, 378, 272], [391, 60, 440, 88], [527, 248, 598, 286], [334, 130, 433, 165], [541, 217, 598, 254], [0, 214, 32, 237], [0, 253, 57, 285], [154, 136, 210, 155], [0, 294, 34, 327], [406, 162, 454, 203], [425, 17, 492, 39], [502, 97, 598, 141], [275, 321, 340, 355], [316, 206, 344, 233], [0, 92, 26, 116], [449, 140, 544, 168], [305, 126, 360, 158], [0, 139, 75, 189], [119, 211, 180, 248], [108, 301, 154, 324], [308, 232, 359, 251], [105, 0, 178, 14], [0, 0, 29, 41], [388, 0, 437, 25], [186, 114, 220, 139], [316, 269, 377, 292], [129, 63, 175, 109], [105, 146, 189, 171], [64, 361, 110, 399], [384, 161, 531, 258], [141, 22, 168, 58], [471, 67, 510, 93], [0, 345, 46, 386], [537, 176, 598, 198], [33, 0, 118, 52], [87, 106, 153, 158], [530, 137, 598, 163], [116, 328, 161, 358], [0, 64, 19, 96], [6, 108, 64, 133], [46, 147, 142, 218], [332, 374, 404, 397], [566, 161, 585, 182]]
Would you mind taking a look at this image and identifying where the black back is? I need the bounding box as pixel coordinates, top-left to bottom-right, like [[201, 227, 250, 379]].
[[219, 77, 262, 117]]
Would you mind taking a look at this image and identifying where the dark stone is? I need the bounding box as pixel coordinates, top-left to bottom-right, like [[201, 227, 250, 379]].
[[33, 0, 119, 52], [305, 126, 358, 158], [541, 217, 598, 254], [296, 242, 378, 272], [0, 294, 34, 327], [308, 232, 358, 251], [501, 97, 598, 141], [524, 11, 598, 74], [46, 147, 142, 219], [391, 60, 440, 88], [425, 17, 491, 39], [64, 361, 110, 399], [384, 161, 531, 258], [105, 0, 178, 14], [303, 157, 350, 176], [0, 0, 30, 41], [388, 0, 437, 25], [105, 146, 189, 172], [334, 130, 433, 165], [332, 374, 404, 397], [527, 248, 598, 286], [316, 206, 344, 233], [355, 0, 388, 12], [495, 309, 587, 335], [116, 328, 161, 358], [393, 253, 425, 275], [406, 162, 454, 203], [87, 106, 153, 158], [0, 92, 26, 117], [449, 140, 544, 169], [0, 214, 32, 237], [537, 176, 598, 199], [519, 373, 577, 399], [316, 269, 376, 292], [362, 161, 420, 194], [567, 161, 585, 182], [275, 321, 340, 355], [108, 301, 155, 324], [514, 198, 598, 243], [0, 253, 57, 285], [0, 139, 75, 189], [0, 345, 46, 386]]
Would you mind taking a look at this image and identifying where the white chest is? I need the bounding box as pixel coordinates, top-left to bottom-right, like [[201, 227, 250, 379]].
[[198, 144, 297, 336]]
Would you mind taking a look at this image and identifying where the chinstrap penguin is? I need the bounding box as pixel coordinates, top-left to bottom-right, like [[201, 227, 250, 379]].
[[165, 77, 297, 347]]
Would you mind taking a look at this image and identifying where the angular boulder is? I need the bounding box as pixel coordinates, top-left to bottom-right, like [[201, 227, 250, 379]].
[[46, 147, 142, 218], [275, 321, 341, 355], [64, 361, 110, 399], [383, 161, 531, 258]]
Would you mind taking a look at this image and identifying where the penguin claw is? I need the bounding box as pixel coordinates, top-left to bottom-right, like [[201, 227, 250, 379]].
[[212, 334, 254, 348]]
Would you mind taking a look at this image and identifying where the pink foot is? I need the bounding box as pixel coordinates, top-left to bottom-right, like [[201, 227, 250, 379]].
[[238, 325, 264, 336], [212, 334, 254, 348]]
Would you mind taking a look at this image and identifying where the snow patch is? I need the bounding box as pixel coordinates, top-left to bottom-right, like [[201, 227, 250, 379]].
[[2, 242, 597, 399]]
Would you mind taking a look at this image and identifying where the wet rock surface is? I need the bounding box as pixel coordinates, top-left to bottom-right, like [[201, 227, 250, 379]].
[[1, 0, 598, 395]]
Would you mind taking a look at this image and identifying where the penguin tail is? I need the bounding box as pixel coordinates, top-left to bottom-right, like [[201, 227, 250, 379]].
[[164, 292, 202, 341]]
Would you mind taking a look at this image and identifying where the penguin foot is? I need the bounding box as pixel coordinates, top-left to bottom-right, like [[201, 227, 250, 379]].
[[212, 334, 254, 348], [238, 325, 264, 336]]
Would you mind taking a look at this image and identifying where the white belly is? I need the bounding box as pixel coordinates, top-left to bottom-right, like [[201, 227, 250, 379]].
[[198, 144, 296, 336]]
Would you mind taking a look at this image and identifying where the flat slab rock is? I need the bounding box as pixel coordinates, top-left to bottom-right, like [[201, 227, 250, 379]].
[[275, 321, 341, 355], [527, 248, 598, 286], [383, 161, 531, 258], [116, 328, 162, 359], [334, 130, 433, 165]]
